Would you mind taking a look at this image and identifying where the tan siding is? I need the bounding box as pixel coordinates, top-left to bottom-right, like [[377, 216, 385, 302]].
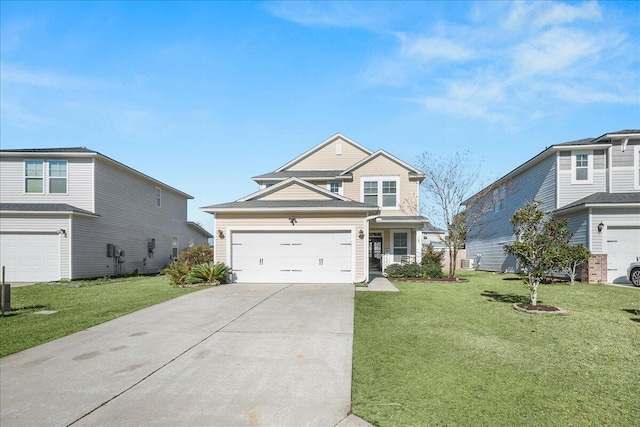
[[214, 212, 368, 282], [343, 155, 420, 216], [286, 137, 369, 171], [258, 183, 331, 201], [0, 157, 94, 211]]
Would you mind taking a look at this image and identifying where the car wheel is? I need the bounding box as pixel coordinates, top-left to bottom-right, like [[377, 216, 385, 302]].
[[631, 268, 640, 287]]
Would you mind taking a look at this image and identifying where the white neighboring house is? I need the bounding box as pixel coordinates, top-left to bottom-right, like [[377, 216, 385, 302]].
[[0, 147, 212, 282], [464, 130, 640, 284]]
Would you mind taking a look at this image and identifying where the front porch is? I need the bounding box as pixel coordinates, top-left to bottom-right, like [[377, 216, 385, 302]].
[[367, 216, 427, 280]]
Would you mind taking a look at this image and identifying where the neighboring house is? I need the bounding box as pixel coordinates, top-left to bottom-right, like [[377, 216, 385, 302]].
[[201, 133, 430, 283], [464, 130, 640, 284], [0, 147, 212, 282], [421, 223, 447, 250]]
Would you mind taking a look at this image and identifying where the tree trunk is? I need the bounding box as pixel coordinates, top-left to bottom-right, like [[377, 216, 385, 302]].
[[530, 281, 538, 306]]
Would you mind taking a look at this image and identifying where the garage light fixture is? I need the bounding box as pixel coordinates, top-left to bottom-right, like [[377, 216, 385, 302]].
[[358, 229, 365, 239], [217, 229, 225, 239], [57, 228, 67, 237], [597, 222, 605, 233], [289, 217, 297, 226]]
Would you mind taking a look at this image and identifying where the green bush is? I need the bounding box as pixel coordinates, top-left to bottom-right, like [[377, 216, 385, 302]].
[[162, 244, 214, 286], [188, 262, 230, 285], [384, 262, 443, 279], [421, 245, 444, 278]]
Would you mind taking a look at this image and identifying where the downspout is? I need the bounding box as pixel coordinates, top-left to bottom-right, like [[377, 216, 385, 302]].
[[364, 212, 381, 283], [607, 145, 612, 193], [587, 207, 592, 252]]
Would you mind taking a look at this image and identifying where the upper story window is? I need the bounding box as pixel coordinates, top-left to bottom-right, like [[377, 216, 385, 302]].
[[572, 150, 593, 184], [48, 160, 67, 194], [25, 160, 44, 193], [493, 185, 506, 213], [155, 187, 161, 207], [635, 147, 640, 190], [362, 177, 399, 208], [328, 181, 343, 195]]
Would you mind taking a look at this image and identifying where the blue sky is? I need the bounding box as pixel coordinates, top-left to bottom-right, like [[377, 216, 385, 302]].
[[2, 1, 639, 231]]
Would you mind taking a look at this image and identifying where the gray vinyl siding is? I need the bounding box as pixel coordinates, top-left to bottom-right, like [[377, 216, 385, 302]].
[[0, 157, 94, 211], [610, 141, 639, 192], [0, 214, 71, 279], [467, 154, 557, 272], [558, 149, 608, 207], [590, 207, 640, 254], [555, 210, 589, 247], [68, 159, 201, 278]]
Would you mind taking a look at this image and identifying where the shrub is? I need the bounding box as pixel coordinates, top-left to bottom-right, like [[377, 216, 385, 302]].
[[188, 262, 230, 285], [162, 244, 213, 286], [422, 244, 444, 267], [162, 260, 191, 286], [422, 263, 444, 279], [385, 262, 444, 279]]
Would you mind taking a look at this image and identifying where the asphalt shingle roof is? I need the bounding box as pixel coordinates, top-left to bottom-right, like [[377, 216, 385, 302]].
[[0, 203, 98, 216], [0, 147, 96, 153], [202, 199, 377, 210], [253, 170, 347, 179], [556, 192, 640, 212]]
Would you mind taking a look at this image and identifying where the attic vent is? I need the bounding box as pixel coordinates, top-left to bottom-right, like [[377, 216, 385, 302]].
[[336, 143, 342, 155]]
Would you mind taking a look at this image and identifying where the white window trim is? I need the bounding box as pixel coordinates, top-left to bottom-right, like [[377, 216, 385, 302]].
[[48, 160, 68, 195], [360, 176, 400, 210], [571, 150, 593, 184], [634, 146, 640, 190], [24, 159, 45, 194], [391, 229, 411, 257], [155, 187, 162, 208], [327, 181, 344, 196]]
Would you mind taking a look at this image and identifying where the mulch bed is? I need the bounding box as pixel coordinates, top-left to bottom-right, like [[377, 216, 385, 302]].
[[513, 303, 567, 315]]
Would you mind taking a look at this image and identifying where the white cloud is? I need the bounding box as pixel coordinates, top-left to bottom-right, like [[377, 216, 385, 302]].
[[264, 1, 386, 30], [503, 1, 602, 32], [1, 64, 116, 90], [399, 34, 476, 63]]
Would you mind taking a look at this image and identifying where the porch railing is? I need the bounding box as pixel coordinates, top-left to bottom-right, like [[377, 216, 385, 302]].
[[381, 254, 416, 273]]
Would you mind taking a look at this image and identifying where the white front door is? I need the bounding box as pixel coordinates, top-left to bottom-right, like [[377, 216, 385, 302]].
[[0, 233, 61, 282], [230, 231, 352, 283], [606, 227, 640, 284]]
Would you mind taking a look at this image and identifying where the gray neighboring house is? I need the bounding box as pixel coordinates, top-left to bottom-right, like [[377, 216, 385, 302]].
[[464, 130, 640, 284], [0, 147, 212, 282]]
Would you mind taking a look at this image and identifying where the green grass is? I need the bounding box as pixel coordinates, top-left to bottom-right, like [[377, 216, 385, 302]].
[[0, 275, 205, 357], [352, 271, 640, 427]]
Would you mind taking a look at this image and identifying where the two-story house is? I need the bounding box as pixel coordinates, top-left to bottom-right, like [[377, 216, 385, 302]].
[[201, 133, 429, 283], [0, 147, 212, 282], [464, 130, 640, 284]]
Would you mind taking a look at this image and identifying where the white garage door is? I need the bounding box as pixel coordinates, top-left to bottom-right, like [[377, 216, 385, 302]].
[[0, 233, 60, 282], [606, 227, 640, 284], [231, 231, 352, 283]]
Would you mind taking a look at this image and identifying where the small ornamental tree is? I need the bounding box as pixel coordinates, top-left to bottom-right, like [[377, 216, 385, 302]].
[[556, 243, 591, 284], [504, 201, 573, 306]]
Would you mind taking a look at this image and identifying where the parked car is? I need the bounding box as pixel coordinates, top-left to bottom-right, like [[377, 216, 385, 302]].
[[627, 261, 640, 287]]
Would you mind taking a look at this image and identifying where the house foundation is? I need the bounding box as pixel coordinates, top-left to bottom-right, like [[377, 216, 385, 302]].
[[582, 254, 608, 284]]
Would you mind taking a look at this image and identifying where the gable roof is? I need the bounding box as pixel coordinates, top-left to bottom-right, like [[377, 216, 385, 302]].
[[462, 135, 621, 205], [275, 133, 372, 172], [200, 199, 378, 213], [238, 177, 352, 202], [187, 221, 213, 238], [554, 192, 640, 214], [0, 147, 193, 199], [339, 149, 425, 179], [252, 170, 350, 181]]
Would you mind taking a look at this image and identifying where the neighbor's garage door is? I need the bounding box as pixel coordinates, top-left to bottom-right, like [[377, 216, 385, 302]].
[[0, 233, 60, 282], [231, 231, 352, 283], [606, 227, 640, 284]]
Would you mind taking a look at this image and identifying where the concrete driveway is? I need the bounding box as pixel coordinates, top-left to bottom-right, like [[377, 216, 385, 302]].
[[0, 284, 356, 427]]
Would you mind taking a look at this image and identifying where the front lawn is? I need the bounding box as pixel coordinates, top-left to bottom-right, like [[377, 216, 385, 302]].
[[352, 271, 640, 426], [0, 275, 205, 357]]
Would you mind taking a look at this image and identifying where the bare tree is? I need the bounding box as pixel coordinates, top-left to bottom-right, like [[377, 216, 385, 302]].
[[415, 151, 496, 278]]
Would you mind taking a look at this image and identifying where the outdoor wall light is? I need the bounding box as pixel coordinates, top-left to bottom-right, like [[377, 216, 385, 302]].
[[597, 222, 605, 232], [57, 228, 67, 237], [217, 229, 225, 239], [289, 217, 297, 226], [358, 229, 365, 239]]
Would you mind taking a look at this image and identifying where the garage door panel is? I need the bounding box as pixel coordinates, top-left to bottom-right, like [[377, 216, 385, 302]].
[[606, 227, 640, 284], [230, 231, 352, 284], [0, 233, 60, 282]]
